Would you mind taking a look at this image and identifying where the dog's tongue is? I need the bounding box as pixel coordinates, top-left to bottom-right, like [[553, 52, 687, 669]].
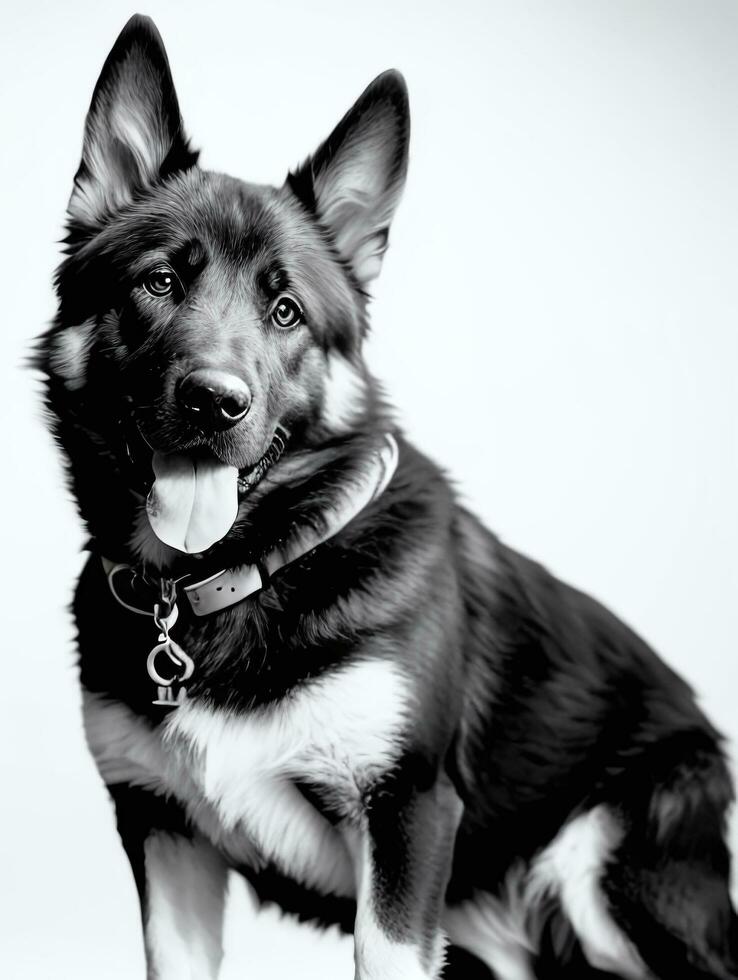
[[146, 452, 239, 554]]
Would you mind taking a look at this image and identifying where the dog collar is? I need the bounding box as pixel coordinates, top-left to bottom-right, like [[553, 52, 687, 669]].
[[184, 432, 398, 615], [103, 433, 399, 618], [102, 434, 399, 709]]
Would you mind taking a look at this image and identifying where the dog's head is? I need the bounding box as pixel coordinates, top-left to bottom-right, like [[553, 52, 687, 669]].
[[39, 15, 408, 560]]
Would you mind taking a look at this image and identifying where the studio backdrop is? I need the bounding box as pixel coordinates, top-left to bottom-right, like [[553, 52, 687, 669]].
[[1, 1, 736, 977]]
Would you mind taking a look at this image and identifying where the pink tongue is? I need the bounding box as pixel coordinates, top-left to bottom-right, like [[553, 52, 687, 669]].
[[146, 453, 239, 554]]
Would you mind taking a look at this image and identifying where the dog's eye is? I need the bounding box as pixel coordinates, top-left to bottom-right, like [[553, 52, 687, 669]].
[[143, 267, 181, 299], [271, 296, 303, 329]]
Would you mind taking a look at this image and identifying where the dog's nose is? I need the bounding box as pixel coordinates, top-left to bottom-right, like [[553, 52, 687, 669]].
[[176, 369, 252, 431]]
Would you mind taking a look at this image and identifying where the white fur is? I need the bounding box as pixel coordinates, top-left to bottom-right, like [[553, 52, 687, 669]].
[[166, 659, 410, 893], [321, 354, 367, 434], [354, 915, 434, 980], [83, 691, 644, 977], [349, 828, 445, 980], [444, 868, 535, 980], [83, 658, 411, 899], [143, 833, 228, 980], [444, 810, 648, 979], [527, 806, 647, 978], [49, 321, 95, 390], [353, 835, 439, 980]]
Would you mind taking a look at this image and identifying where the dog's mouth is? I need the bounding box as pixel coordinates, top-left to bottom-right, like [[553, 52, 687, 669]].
[[124, 422, 289, 554]]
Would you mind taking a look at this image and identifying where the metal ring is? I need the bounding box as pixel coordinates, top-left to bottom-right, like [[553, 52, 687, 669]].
[[146, 639, 195, 686], [107, 564, 153, 616]]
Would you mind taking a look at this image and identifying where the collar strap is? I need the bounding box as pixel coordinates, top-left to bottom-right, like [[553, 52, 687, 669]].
[[103, 433, 398, 618]]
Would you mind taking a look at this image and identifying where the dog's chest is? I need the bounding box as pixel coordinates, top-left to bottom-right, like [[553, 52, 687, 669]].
[[83, 659, 411, 896]]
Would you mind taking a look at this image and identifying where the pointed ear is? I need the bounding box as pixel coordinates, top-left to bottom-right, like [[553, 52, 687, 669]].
[[287, 71, 410, 288], [68, 15, 198, 232]]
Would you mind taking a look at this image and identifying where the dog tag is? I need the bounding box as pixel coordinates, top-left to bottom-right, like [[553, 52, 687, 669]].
[[152, 685, 188, 708]]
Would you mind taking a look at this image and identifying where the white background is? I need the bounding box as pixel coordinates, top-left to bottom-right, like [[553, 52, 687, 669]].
[[1, 1, 736, 977]]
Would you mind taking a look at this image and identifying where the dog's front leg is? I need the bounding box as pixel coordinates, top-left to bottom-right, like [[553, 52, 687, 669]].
[[353, 766, 463, 980], [109, 785, 229, 980]]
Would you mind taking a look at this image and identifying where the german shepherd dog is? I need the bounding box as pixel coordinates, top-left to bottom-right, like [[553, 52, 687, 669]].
[[37, 14, 737, 980]]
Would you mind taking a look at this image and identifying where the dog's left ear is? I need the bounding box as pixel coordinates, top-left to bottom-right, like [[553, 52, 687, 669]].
[[67, 15, 197, 233], [287, 71, 409, 288]]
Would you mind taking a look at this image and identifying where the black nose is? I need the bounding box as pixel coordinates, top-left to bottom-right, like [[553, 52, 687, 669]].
[[176, 369, 252, 432]]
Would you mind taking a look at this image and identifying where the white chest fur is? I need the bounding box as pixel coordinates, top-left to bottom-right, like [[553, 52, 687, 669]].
[[83, 659, 412, 897]]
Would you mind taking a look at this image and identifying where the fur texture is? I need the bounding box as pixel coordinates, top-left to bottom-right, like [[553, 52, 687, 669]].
[[38, 15, 737, 980]]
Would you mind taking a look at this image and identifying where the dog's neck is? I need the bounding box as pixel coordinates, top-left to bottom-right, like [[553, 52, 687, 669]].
[[105, 432, 399, 617], [90, 428, 398, 582]]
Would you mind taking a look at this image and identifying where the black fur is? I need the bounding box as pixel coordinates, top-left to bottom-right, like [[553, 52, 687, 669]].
[[39, 15, 737, 979]]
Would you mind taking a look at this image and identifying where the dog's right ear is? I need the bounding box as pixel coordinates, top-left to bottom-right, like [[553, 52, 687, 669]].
[[67, 15, 197, 234]]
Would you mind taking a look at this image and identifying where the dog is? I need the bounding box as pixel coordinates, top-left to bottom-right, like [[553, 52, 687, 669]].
[[36, 14, 737, 980]]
